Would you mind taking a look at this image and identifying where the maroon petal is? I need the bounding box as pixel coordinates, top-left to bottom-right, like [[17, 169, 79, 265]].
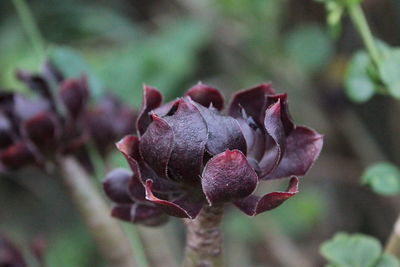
[[191, 100, 247, 156], [145, 180, 203, 219], [136, 85, 162, 135], [111, 204, 133, 222], [59, 76, 89, 119], [236, 114, 265, 161], [234, 177, 299, 216], [185, 82, 224, 110], [258, 100, 286, 176], [103, 168, 133, 204], [201, 150, 258, 205], [111, 203, 167, 226], [228, 83, 275, 125], [139, 114, 174, 178], [128, 171, 146, 202], [266, 93, 295, 135], [116, 135, 180, 193], [0, 142, 36, 170], [116, 135, 141, 161], [163, 99, 208, 184], [131, 204, 168, 226], [86, 108, 116, 157], [22, 112, 60, 154], [262, 127, 323, 179]]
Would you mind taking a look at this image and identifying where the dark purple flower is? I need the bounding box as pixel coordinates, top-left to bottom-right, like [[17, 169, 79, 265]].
[[86, 95, 137, 158], [105, 83, 323, 220], [0, 234, 27, 267], [0, 64, 136, 173], [103, 168, 167, 226]]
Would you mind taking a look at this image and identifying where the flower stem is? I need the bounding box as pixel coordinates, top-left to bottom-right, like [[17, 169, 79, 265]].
[[347, 4, 381, 67], [12, 0, 46, 59], [58, 157, 136, 267], [183, 204, 224, 267], [385, 214, 400, 260]]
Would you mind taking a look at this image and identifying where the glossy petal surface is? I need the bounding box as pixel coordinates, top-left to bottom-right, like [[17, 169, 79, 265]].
[[103, 169, 132, 204], [163, 100, 208, 184], [136, 85, 162, 135], [140, 114, 174, 178], [228, 83, 275, 125], [202, 150, 258, 204], [258, 101, 286, 176], [262, 127, 323, 179], [234, 177, 299, 216], [185, 83, 224, 110], [193, 101, 247, 156]]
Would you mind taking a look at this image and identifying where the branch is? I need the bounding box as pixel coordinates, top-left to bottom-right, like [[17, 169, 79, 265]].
[[385, 214, 400, 259], [58, 157, 136, 267], [183, 204, 224, 267]]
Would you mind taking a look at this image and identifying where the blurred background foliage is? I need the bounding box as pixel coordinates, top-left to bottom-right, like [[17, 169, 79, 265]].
[[1, 0, 400, 266]]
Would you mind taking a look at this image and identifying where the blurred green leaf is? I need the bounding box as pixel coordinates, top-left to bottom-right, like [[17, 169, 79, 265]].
[[92, 19, 210, 107], [376, 254, 400, 267], [320, 232, 383, 267], [344, 51, 375, 103], [268, 187, 326, 237], [362, 162, 400, 196], [224, 212, 259, 242], [45, 226, 102, 267], [285, 24, 333, 75], [48, 46, 103, 99], [379, 49, 400, 99], [326, 2, 344, 37]]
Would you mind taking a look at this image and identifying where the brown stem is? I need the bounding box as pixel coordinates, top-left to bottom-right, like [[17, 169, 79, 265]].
[[385, 214, 400, 259], [58, 156, 136, 267], [183, 204, 224, 267]]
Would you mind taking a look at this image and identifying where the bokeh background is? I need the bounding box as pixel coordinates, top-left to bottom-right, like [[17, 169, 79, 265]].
[[1, 0, 400, 266]]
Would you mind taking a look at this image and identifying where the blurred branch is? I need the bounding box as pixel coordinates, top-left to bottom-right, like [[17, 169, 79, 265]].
[[138, 226, 178, 267], [348, 4, 381, 67], [12, 0, 45, 59], [183, 205, 224, 267], [385, 214, 400, 260], [58, 157, 136, 267], [254, 219, 312, 267], [123, 224, 151, 267]]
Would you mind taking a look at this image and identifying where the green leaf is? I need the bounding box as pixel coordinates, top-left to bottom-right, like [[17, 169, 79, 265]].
[[344, 51, 376, 103], [376, 254, 400, 267], [320, 232, 382, 267], [285, 24, 334, 74], [379, 49, 400, 99], [326, 2, 344, 37], [362, 162, 400, 196], [48, 46, 103, 99]]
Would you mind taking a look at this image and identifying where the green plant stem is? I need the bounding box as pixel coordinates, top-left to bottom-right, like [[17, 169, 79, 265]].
[[348, 4, 381, 67], [123, 224, 150, 267], [12, 0, 45, 58], [183, 204, 224, 267], [385, 214, 400, 260], [58, 157, 136, 267]]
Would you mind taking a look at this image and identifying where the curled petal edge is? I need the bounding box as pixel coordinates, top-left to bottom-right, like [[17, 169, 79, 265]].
[[234, 176, 299, 216], [145, 179, 203, 219]]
